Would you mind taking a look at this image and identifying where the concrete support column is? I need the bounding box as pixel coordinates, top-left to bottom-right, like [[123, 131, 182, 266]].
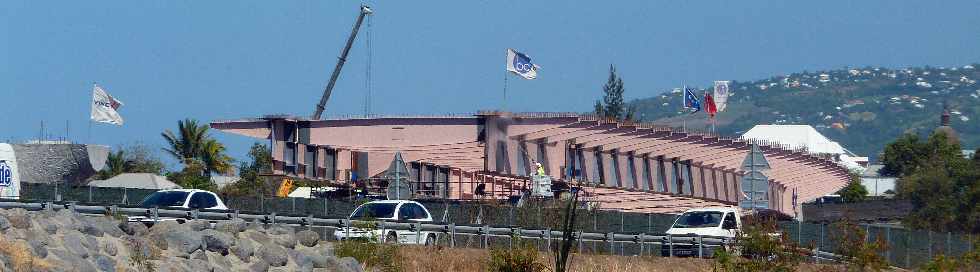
[[661, 158, 675, 194], [690, 164, 703, 198], [601, 152, 617, 187], [616, 152, 631, 189]]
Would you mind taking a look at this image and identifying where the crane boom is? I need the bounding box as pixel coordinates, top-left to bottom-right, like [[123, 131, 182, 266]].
[[312, 5, 373, 120]]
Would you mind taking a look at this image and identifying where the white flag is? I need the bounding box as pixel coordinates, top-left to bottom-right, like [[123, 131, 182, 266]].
[[91, 85, 124, 125], [506, 48, 540, 80], [713, 81, 730, 112]]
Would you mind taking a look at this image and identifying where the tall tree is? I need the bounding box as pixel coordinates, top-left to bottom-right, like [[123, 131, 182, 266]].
[[883, 132, 979, 232], [595, 64, 628, 120], [224, 142, 273, 196], [95, 142, 166, 180], [161, 119, 209, 165], [161, 118, 232, 176]]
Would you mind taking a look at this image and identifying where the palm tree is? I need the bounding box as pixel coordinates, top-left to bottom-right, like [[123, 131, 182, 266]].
[[200, 138, 233, 175], [98, 150, 126, 179], [161, 118, 232, 176], [161, 119, 209, 164]]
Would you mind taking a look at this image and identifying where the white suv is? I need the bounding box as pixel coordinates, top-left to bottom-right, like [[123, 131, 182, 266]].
[[662, 207, 742, 257], [333, 200, 438, 245], [128, 189, 229, 225]]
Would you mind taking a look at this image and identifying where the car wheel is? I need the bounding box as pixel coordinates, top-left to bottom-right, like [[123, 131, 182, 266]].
[[424, 234, 436, 246], [385, 232, 398, 244]]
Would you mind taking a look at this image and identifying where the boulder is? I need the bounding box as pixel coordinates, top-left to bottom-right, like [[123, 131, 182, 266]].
[[245, 230, 271, 245], [215, 218, 247, 234], [0, 215, 12, 231], [257, 243, 288, 267], [102, 240, 118, 256], [187, 220, 211, 231], [202, 229, 236, 254], [119, 222, 149, 236], [288, 248, 314, 269], [248, 260, 270, 272], [272, 234, 297, 249], [267, 225, 293, 235], [49, 248, 99, 272], [63, 231, 92, 259], [92, 254, 116, 272], [74, 218, 105, 237], [28, 238, 49, 259], [208, 251, 233, 272], [89, 216, 126, 237], [339, 257, 363, 272], [1, 209, 32, 229], [295, 230, 319, 247], [322, 256, 360, 272], [231, 240, 255, 263], [297, 248, 328, 268], [164, 231, 205, 255], [185, 259, 211, 272], [191, 249, 209, 262], [43, 222, 58, 234]]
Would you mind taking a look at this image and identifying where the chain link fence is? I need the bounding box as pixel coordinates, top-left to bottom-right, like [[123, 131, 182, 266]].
[[18, 182, 977, 268]]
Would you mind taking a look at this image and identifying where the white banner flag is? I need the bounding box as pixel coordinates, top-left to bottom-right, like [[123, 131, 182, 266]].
[[713, 81, 730, 112], [506, 48, 540, 80], [91, 85, 124, 125]]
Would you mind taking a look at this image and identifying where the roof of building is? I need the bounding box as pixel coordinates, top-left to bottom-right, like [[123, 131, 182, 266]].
[[741, 125, 847, 155], [89, 173, 182, 190]]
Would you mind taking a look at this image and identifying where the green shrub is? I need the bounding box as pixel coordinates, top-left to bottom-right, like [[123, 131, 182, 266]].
[[713, 220, 804, 272], [335, 240, 401, 272], [487, 237, 547, 272], [832, 220, 889, 271]]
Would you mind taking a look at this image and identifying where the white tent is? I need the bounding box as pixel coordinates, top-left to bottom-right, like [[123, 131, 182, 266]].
[[742, 125, 865, 172], [89, 173, 182, 190]]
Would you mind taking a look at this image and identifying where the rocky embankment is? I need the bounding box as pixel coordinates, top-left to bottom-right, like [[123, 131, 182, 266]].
[[0, 208, 363, 272]]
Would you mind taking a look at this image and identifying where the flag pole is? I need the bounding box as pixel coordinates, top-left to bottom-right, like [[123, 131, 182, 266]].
[[88, 82, 94, 144], [503, 69, 508, 111], [682, 85, 687, 132]]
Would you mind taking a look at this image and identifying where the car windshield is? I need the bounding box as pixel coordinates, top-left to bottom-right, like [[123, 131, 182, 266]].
[[350, 203, 398, 219], [672, 211, 724, 228], [140, 191, 190, 208]]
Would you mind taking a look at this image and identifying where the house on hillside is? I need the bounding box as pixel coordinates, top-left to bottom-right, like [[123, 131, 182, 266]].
[[860, 164, 895, 197]]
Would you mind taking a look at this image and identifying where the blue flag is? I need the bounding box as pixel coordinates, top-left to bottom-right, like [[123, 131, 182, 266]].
[[684, 88, 701, 114]]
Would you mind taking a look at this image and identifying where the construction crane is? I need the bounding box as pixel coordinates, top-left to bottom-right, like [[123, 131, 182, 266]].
[[312, 5, 373, 120]]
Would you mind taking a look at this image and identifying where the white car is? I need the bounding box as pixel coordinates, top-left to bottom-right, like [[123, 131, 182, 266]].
[[662, 206, 742, 257], [333, 200, 438, 245], [128, 189, 229, 225]]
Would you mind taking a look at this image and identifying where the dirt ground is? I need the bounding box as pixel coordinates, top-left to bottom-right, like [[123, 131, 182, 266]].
[[395, 246, 849, 272]]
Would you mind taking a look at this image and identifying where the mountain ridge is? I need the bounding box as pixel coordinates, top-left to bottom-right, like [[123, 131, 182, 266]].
[[629, 63, 980, 159]]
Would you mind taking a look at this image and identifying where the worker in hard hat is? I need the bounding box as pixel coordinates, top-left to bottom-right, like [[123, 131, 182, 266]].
[[535, 162, 545, 176]]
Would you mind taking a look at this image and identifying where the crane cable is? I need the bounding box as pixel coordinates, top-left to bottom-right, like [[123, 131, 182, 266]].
[[363, 13, 373, 116]]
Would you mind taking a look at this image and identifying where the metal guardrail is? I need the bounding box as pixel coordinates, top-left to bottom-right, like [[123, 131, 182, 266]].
[[0, 200, 842, 261]]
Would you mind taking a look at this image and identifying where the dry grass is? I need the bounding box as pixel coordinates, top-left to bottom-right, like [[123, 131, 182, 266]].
[[0, 236, 51, 272], [396, 246, 844, 272]]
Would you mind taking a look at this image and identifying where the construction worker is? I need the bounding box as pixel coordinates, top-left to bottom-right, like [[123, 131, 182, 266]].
[[535, 162, 545, 176]]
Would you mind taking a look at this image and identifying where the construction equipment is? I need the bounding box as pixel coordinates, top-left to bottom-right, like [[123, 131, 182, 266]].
[[276, 178, 295, 198], [312, 5, 373, 120]]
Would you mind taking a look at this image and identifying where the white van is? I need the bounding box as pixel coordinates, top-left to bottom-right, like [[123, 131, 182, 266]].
[[662, 207, 742, 257], [333, 200, 438, 245]]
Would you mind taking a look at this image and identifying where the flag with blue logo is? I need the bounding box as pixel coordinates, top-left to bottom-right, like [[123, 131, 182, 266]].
[[506, 48, 540, 80], [683, 88, 701, 114]]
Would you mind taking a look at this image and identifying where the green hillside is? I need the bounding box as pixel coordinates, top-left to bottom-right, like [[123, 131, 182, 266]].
[[630, 64, 980, 159]]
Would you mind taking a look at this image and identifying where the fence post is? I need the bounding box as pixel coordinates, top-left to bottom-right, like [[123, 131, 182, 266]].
[[449, 223, 456, 248], [698, 235, 703, 258], [638, 233, 645, 256], [292, 197, 296, 214], [928, 230, 933, 258], [88, 186, 93, 203], [415, 222, 422, 244], [545, 229, 551, 253], [668, 234, 674, 257], [607, 232, 615, 255], [885, 226, 891, 263], [483, 225, 490, 249], [906, 229, 911, 268], [946, 232, 951, 255], [260, 196, 265, 213], [577, 231, 583, 253], [323, 198, 328, 217]]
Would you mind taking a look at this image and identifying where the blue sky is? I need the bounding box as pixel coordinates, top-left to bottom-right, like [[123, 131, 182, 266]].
[[3, 1, 979, 167]]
